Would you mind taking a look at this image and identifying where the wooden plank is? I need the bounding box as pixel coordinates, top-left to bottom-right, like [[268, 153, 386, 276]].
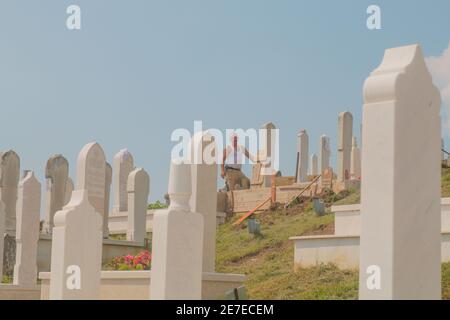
[[233, 196, 272, 226]]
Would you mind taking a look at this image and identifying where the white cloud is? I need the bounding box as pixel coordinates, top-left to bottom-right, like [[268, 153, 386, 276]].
[[426, 43, 450, 137]]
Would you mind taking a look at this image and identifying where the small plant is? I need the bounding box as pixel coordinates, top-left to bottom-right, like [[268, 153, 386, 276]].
[[107, 251, 151, 271], [148, 200, 168, 210], [1, 275, 12, 284]]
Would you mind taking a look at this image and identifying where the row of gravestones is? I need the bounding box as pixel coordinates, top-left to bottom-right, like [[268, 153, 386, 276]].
[[295, 114, 361, 183], [0, 142, 150, 285], [5, 43, 441, 300], [50, 132, 218, 299]]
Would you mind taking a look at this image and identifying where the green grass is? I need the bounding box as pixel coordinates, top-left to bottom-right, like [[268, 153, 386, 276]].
[[1, 275, 12, 284], [216, 209, 333, 267], [443, 262, 450, 300], [216, 206, 361, 299], [333, 189, 360, 206], [216, 190, 450, 299], [442, 168, 450, 197]]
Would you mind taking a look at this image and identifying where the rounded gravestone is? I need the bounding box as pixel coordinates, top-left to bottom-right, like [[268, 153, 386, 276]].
[[43, 155, 69, 233], [0, 150, 20, 235], [76, 142, 106, 217]]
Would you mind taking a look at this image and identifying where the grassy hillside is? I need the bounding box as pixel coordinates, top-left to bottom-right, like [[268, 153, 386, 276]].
[[216, 186, 450, 299], [216, 210, 357, 299]]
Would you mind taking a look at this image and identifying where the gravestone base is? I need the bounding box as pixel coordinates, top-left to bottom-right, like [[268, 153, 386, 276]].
[[39, 271, 246, 300]]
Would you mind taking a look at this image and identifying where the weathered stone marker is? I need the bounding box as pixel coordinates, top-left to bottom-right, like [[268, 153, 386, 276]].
[[350, 137, 361, 180], [260, 122, 277, 187], [319, 135, 331, 174], [49, 190, 102, 300], [76, 142, 107, 235], [64, 177, 74, 206], [310, 153, 318, 176], [337, 112, 353, 182], [296, 130, 309, 183], [0, 150, 20, 235], [189, 131, 217, 273], [13, 171, 41, 286], [359, 44, 441, 300], [112, 149, 134, 213], [126, 168, 150, 243], [43, 155, 69, 234], [150, 161, 203, 300]]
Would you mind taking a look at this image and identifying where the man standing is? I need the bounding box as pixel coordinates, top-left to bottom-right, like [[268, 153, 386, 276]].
[[221, 134, 257, 191]]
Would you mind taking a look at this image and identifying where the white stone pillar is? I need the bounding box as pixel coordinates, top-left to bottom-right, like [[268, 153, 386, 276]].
[[309, 153, 318, 176], [49, 190, 102, 300], [126, 168, 150, 243], [13, 171, 41, 286], [189, 131, 218, 273], [296, 130, 309, 183], [337, 112, 353, 182], [43, 155, 69, 234], [150, 161, 203, 300], [350, 137, 361, 180], [260, 122, 277, 187], [319, 135, 331, 174], [112, 149, 134, 213], [0, 150, 20, 236], [359, 44, 441, 300]]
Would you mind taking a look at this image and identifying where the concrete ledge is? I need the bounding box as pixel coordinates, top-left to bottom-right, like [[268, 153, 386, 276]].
[[290, 233, 450, 270], [0, 284, 41, 300], [332, 205, 361, 236], [290, 235, 360, 270], [39, 271, 246, 300], [108, 209, 156, 234], [442, 197, 450, 206], [35, 236, 144, 273], [332, 197, 450, 235], [103, 239, 143, 247]]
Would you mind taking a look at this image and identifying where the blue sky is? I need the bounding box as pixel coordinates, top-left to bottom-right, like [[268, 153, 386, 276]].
[[0, 0, 449, 202]]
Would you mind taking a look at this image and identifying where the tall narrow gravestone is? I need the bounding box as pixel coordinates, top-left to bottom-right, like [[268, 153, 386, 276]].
[[126, 168, 150, 243], [189, 131, 217, 273], [0, 150, 20, 235], [112, 149, 134, 213], [310, 153, 318, 176], [43, 155, 69, 234], [150, 161, 203, 300], [76, 142, 106, 235], [359, 44, 441, 300], [13, 171, 41, 286], [319, 135, 331, 174], [296, 130, 309, 183], [260, 122, 277, 187], [337, 112, 353, 182], [350, 137, 361, 180], [49, 190, 102, 300]]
